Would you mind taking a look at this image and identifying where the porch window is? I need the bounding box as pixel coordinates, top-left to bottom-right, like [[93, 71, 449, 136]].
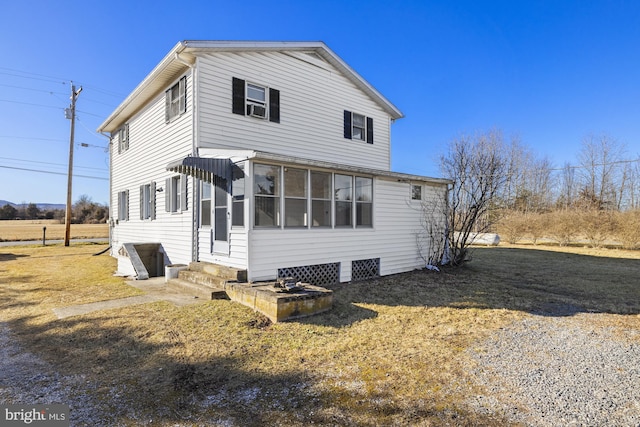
[[355, 177, 373, 227], [284, 167, 308, 227], [311, 171, 331, 227], [254, 164, 280, 227], [232, 166, 245, 227], [201, 182, 211, 226], [335, 174, 353, 227]]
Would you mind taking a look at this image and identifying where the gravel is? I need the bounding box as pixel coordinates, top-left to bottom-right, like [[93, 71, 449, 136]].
[[467, 312, 640, 426], [0, 322, 109, 426]]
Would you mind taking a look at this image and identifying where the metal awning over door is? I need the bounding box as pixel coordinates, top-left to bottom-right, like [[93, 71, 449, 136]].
[[166, 157, 231, 186]]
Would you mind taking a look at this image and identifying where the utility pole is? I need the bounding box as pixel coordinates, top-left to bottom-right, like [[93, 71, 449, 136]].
[[64, 83, 82, 247]]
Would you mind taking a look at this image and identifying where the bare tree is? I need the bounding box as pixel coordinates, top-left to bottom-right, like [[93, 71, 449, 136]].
[[558, 162, 577, 209], [417, 190, 449, 268], [577, 134, 626, 210], [440, 130, 510, 265]]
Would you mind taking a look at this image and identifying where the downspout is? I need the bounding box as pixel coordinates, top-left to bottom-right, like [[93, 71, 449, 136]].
[[175, 52, 199, 263]]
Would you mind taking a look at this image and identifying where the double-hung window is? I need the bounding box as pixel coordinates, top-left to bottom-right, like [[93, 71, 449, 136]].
[[232, 77, 280, 123], [118, 190, 129, 221], [140, 182, 155, 220], [118, 124, 129, 153], [254, 164, 280, 227], [344, 110, 374, 144], [165, 76, 187, 123], [166, 176, 187, 213], [412, 184, 422, 201]]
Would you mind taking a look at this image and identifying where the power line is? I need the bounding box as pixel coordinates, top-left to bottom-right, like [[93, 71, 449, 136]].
[[0, 135, 66, 142], [0, 156, 108, 172], [0, 83, 67, 96], [0, 164, 107, 180], [0, 98, 63, 110]]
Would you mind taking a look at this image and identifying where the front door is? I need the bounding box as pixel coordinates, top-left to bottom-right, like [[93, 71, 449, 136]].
[[212, 183, 229, 254]]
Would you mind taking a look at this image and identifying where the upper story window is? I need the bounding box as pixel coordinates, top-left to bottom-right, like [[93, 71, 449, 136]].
[[344, 110, 373, 144], [165, 76, 187, 123], [117, 123, 129, 154], [232, 77, 280, 123]]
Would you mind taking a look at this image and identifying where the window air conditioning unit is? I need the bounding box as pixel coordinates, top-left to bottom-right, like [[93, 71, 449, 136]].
[[248, 104, 267, 118]]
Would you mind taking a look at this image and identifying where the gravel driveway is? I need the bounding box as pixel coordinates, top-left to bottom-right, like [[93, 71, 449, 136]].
[[467, 312, 640, 426]]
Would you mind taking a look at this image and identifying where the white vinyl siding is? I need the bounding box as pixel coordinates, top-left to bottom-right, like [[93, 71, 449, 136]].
[[197, 51, 391, 170], [110, 71, 194, 268]]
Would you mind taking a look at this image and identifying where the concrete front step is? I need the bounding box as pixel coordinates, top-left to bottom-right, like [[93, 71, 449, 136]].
[[166, 278, 228, 300], [178, 270, 227, 288], [189, 262, 247, 282]]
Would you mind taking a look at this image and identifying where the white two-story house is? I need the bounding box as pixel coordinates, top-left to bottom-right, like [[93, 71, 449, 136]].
[[97, 40, 449, 284]]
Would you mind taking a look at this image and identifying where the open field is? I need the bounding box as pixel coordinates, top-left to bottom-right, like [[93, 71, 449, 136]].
[[0, 219, 108, 241], [1, 243, 639, 425]]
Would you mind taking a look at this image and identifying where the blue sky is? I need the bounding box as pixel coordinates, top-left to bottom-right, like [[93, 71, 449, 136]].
[[1, 0, 639, 205]]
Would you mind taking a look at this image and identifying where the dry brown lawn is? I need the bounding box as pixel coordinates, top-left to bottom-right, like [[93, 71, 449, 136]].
[[0, 219, 108, 241], [0, 242, 639, 426]]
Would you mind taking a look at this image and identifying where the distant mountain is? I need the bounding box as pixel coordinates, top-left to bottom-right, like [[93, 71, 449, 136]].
[[0, 200, 66, 210]]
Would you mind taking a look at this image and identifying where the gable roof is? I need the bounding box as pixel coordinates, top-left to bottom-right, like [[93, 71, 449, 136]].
[[97, 40, 404, 133]]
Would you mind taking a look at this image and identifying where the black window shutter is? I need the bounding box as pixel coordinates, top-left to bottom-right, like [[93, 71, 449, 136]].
[[232, 77, 245, 115], [343, 110, 352, 139], [366, 117, 374, 144], [269, 88, 280, 123]]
